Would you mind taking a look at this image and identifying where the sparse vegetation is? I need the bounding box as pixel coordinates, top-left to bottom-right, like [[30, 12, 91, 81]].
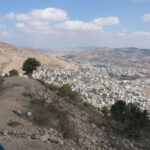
[[69, 91, 79, 101], [9, 69, 19, 76], [22, 58, 41, 76], [58, 112, 78, 139], [102, 106, 111, 118], [30, 99, 56, 127], [83, 102, 101, 113], [47, 83, 60, 94], [29, 97, 78, 139], [83, 102, 97, 110], [36, 79, 80, 102], [58, 84, 72, 97], [58, 84, 80, 101]]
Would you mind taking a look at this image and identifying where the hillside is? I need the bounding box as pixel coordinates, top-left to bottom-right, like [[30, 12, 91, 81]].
[[0, 76, 149, 150], [0, 42, 74, 75], [66, 47, 150, 67]]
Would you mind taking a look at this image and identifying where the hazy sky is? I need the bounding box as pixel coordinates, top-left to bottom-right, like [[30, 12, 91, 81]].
[[0, 0, 150, 49]]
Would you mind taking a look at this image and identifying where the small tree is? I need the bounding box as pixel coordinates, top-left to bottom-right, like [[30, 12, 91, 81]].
[[125, 103, 149, 130], [9, 69, 19, 76], [111, 100, 127, 122], [23, 58, 41, 76], [58, 84, 79, 101], [110, 101, 149, 138], [47, 83, 60, 94]]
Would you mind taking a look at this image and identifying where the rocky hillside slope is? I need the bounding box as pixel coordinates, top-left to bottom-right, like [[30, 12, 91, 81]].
[[0, 42, 74, 75], [0, 76, 149, 150]]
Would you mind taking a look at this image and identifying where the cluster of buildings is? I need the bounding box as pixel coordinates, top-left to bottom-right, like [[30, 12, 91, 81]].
[[32, 59, 150, 113]]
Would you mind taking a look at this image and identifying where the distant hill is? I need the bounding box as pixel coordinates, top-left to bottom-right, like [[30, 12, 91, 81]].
[[32, 47, 96, 56], [0, 42, 75, 75], [66, 47, 150, 66]]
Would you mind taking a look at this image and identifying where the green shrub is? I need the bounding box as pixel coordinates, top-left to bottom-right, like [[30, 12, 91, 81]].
[[83, 102, 97, 110], [58, 84, 80, 101], [47, 83, 60, 94], [58, 84, 72, 97], [9, 69, 19, 76], [102, 106, 111, 118], [111, 100, 149, 138], [125, 103, 149, 130], [111, 100, 127, 122], [36, 80, 80, 101], [23, 58, 41, 76], [70, 91, 79, 101]]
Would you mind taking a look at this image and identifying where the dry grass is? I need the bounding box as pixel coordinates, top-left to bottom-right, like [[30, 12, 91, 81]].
[[29, 96, 79, 139]]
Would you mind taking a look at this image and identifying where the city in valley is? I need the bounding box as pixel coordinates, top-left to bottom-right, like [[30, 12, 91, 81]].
[[32, 48, 150, 114]]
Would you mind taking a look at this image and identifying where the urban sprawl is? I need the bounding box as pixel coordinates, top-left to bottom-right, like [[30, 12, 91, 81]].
[[32, 58, 150, 114]]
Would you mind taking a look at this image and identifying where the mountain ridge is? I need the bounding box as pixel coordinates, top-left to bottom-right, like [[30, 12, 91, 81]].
[[64, 47, 150, 66]]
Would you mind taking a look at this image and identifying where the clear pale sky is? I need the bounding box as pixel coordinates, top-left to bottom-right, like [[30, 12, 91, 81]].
[[0, 0, 150, 49]]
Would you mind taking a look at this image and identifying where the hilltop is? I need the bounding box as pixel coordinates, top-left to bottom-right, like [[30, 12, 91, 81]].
[[0, 42, 75, 75], [0, 76, 149, 150]]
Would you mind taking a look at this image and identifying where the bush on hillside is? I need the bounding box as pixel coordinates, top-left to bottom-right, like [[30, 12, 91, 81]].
[[58, 84, 72, 97], [9, 69, 19, 76], [70, 91, 80, 101], [111, 100, 127, 122], [102, 106, 111, 118], [125, 103, 149, 128], [47, 83, 60, 94], [111, 100, 149, 138], [36, 79, 80, 101], [58, 84, 80, 101], [23, 58, 41, 76], [83, 102, 98, 110]]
